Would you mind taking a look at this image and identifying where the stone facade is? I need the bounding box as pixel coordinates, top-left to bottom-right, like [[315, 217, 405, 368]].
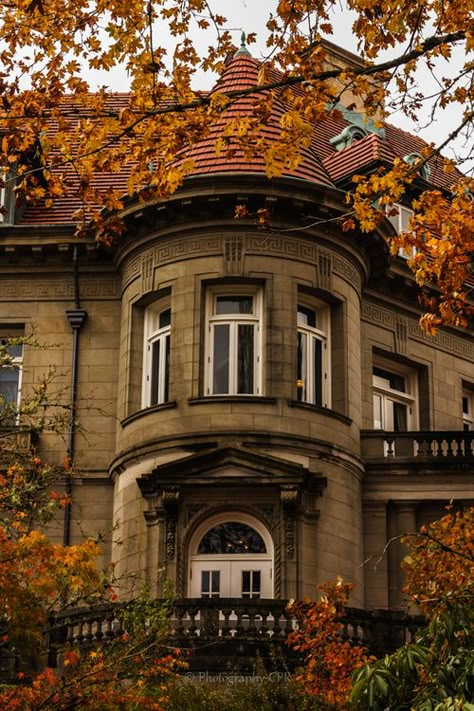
[[1, 173, 472, 612]]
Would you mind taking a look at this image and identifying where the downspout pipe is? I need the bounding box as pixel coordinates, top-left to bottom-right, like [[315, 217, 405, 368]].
[[63, 245, 87, 546]]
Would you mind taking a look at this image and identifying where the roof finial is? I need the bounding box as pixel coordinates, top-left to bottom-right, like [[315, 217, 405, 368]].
[[234, 30, 251, 57]]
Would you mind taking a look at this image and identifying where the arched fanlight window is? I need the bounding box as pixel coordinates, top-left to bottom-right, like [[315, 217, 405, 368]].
[[330, 124, 369, 151], [197, 522, 267, 554], [403, 152, 430, 180]]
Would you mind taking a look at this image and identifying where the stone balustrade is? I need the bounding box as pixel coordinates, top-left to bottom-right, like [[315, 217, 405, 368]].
[[361, 430, 474, 461], [48, 598, 423, 659]]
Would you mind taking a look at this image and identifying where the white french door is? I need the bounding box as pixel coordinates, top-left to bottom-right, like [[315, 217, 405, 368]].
[[189, 558, 273, 598]]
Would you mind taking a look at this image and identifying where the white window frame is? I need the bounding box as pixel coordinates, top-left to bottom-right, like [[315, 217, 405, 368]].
[[205, 287, 262, 396], [462, 389, 474, 431], [372, 358, 418, 431], [296, 301, 330, 407], [386, 204, 416, 260], [142, 304, 171, 407], [0, 332, 24, 420]]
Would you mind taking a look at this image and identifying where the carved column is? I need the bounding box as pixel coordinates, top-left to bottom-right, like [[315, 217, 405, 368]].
[[143, 488, 179, 597], [280, 485, 299, 599]]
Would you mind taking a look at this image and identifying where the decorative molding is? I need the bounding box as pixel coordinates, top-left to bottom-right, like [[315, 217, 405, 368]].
[[165, 518, 176, 561], [281, 485, 299, 561], [316, 249, 332, 290], [142, 251, 154, 292], [362, 301, 474, 363], [186, 504, 205, 526], [394, 317, 408, 355], [224, 235, 244, 275], [121, 234, 362, 294], [0, 278, 119, 301], [122, 237, 221, 291]]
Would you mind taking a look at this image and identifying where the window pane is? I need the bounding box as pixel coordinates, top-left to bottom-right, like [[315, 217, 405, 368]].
[[150, 340, 160, 405], [216, 296, 252, 315], [463, 396, 469, 415], [297, 331, 305, 401], [373, 367, 406, 393], [213, 324, 230, 393], [198, 522, 267, 554], [237, 324, 254, 394], [313, 337, 322, 406], [211, 571, 220, 595], [297, 305, 316, 328], [0, 368, 19, 404], [393, 402, 408, 431], [201, 571, 209, 594], [242, 571, 250, 593], [373, 393, 383, 429], [253, 570, 261, 595], [164, 334, 170, 403], [159, 308, 171, 329]]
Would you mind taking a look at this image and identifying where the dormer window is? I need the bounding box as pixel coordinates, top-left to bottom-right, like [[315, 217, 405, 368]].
[[403, 153, 430, 181], [386, 204, 416, 259], [330, 124, 369, 151]]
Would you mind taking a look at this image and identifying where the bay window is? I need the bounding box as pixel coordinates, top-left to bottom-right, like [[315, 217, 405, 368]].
[[296, 303, 330, 407], [142, 305, 171, 407], [205, 289, 262, 396]]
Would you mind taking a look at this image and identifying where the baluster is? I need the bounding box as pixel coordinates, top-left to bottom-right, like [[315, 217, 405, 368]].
[[188, 607, 198, 637], [385, 436, 394, 457], [221, 607, 231, 637], [455, 436, 464, 457], [234, 607, 244, 637], [445, 437, 454, 457], [436, 435, 445, 457]]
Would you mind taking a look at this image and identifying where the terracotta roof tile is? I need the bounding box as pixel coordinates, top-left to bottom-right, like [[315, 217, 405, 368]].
[[15, 52, 464, 226]]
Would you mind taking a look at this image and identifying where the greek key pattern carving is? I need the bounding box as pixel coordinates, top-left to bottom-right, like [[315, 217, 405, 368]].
[[332, 254, 361, 292], [362, 301, 474, 362], [122, 237, 222, 291], [0, 278, 119, 300]]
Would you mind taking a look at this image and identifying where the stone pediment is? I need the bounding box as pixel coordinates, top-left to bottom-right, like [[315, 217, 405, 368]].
[[137, 445, 326, 497]]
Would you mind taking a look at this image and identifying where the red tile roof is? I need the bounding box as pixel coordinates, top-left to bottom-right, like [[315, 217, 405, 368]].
[[14, 48, 463, 226]]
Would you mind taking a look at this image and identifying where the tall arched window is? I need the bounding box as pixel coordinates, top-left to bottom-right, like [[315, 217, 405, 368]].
[[188, 514, 273, 599]]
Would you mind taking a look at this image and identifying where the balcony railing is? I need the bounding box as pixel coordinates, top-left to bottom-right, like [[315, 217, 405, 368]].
[[48, 598, 423, 659], [361, 430, 474, 461]]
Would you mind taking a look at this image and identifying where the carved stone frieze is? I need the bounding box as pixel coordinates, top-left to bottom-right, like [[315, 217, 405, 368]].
[[362, 301, 474, 363], [122, 237, 221, 291], [0, 278, 119, 301]]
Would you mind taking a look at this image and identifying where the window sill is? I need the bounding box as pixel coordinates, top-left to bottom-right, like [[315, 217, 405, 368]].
[[121, 401, 177, 427], [287, 400, 352, 425], [188, 396, 277, 406]]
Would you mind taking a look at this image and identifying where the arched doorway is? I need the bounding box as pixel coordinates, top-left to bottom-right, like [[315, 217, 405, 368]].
[[188, 513, 274, 598]]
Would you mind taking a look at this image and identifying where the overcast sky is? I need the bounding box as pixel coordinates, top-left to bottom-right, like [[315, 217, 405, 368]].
[[88, 0, 471, 170]]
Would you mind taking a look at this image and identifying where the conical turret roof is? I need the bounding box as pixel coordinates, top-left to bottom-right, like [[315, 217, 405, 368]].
[[179, 48, 335, 187]]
